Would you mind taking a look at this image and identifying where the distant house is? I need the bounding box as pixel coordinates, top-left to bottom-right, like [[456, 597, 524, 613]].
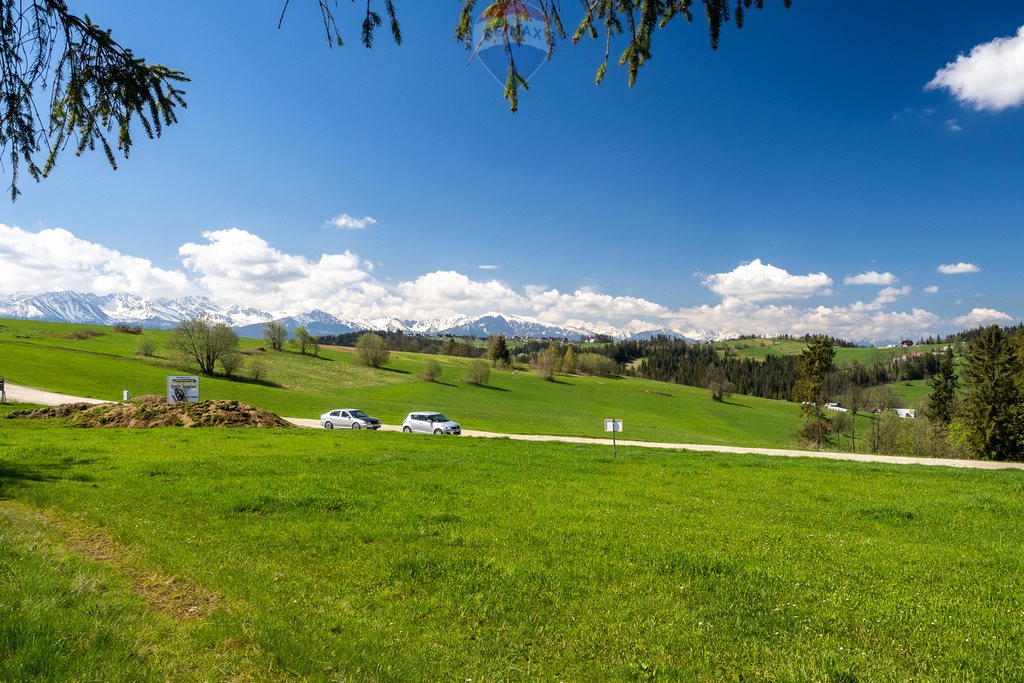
[[824, 402, 849, 413], [893, 408, 916, 419]]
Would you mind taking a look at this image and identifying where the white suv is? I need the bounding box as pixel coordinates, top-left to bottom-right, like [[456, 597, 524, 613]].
[[401, 411, 461, 435]]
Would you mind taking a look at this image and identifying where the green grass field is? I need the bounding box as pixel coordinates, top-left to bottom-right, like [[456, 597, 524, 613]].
[[717, 338, 952, 369], [0, 318, 807, 448], [2, 414, 1023, 681]]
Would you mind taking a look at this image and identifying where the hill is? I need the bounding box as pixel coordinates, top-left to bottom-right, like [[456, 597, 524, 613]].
[[0, 317, 808, 448]]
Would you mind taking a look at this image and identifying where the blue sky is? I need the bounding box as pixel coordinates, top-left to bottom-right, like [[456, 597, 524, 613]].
[[2, 2, 1023, 340]]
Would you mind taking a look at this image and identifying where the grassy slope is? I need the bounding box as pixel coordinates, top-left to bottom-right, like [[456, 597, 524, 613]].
[[0, 319, 804, 448], [2, 418, 1023, 680]]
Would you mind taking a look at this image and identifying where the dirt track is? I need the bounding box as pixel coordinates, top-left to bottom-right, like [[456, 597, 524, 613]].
[[7, 382, 1024, 471]]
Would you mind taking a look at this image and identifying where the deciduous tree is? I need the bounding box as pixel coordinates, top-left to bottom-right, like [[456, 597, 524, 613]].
[[293, 326, 317, 356], [264, 321, 287, 351], [355, 332, 390, 368], [168, 317, 239, 376]]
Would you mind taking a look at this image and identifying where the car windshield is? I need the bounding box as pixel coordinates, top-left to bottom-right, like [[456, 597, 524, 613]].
[[350, 410, 369, 418], [430, 413, 449, 422]]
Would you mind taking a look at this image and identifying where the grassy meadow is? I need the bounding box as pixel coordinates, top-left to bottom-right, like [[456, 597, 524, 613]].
[[2, 413, 1023, 680], [0, 318, 808, 448]]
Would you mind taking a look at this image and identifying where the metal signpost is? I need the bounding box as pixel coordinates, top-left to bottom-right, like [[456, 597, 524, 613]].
[[604, 418, 623, 458], [0, 378, 5, 404], [167, 375, 200, 404]]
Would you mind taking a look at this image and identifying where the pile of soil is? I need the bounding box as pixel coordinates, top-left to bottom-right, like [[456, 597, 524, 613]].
[[10, 394, 291, 429]]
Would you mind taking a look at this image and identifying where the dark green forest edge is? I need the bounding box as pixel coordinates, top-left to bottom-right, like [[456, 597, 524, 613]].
[[322, 324, 1024, 461]]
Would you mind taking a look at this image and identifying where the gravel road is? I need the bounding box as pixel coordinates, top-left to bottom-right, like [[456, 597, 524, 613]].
[[6, 382, 1022, 471]]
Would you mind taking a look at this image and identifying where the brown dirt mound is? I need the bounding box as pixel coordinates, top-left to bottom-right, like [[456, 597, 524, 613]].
[[9, 395, 290, 429]]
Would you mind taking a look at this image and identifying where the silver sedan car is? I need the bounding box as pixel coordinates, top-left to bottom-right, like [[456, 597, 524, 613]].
[[320, 408, 381, 430]]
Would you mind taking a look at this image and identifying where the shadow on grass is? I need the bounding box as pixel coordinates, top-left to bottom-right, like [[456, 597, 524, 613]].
[[720, 399, 752, 408], [378, 367, 411, 375], [473, 384, 510, 392], [542, 378, 573, 385], [0, 460, 76, 499], [424, 380, 459, 388]]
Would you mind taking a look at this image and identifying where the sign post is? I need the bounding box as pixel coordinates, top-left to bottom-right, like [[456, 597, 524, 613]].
[[166, 375, 200, 404], [604, 418, 623, 459], [0, 378, 5, 404]]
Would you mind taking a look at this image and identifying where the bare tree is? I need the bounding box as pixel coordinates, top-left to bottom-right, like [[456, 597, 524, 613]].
[[264, 320, 287, 351], [168, 317, 239, 375]]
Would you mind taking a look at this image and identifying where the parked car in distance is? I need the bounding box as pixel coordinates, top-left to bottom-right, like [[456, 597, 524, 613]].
[[402, 411, 461, 435], [320, 408, 381, 430]]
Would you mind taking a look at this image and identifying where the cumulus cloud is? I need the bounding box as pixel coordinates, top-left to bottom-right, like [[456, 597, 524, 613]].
[[2, 224, 1013, 342], [179, 228, 392, 316], [702, 259, 833, 302], [937, 262, 981, 275], [844, 271, 898, 286], [950, 308, 1013, 327], [0, 223, 191, 297], [663, 298, 941, 342], [394, 270, 525, 319], [870, 286, 912, 309], [327, 213, 378, 229], [924, 285, 939, 294], [524, 286, 668, 323], [927, 26, 1024, 110]]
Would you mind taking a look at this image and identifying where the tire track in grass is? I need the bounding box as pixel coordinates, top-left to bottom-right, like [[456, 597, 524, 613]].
[[1, 500, 215, 620]]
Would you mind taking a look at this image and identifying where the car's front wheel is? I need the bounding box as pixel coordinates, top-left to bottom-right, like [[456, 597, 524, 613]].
[[352, 423, 361, 430], [324, 421, 334, 429], [402, 426, 412, 433], [433, 428, 443, 435]]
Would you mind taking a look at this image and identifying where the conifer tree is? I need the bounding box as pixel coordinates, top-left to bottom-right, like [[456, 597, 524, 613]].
[[793, 335, 835, 449], [487, 334, 512, 367], [960, 326, 1023, 461], [926, 354, 959, 428]]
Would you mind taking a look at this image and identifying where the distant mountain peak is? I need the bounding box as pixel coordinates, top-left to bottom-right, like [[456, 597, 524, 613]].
[[0, 289, 720, 342]]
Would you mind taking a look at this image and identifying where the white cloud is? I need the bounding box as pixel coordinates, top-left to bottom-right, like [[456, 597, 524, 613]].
[[394, 270, 525, 319], [702, 259, 833, 302], [179, 228, 392, 317], [844, 271, 898, 286], [0, 223, 191, 297], [924, 285, 939, 294], [327, 213, 378, 230], [927, 26, 1024, 111], [525, 286, 668, 323], [663, 298, 941, 342], [478, 264, 500, 270], [870, 286, 912, 309], [937, 262, 981, 275], [2, 225, 1013, 342], [945, 118, 963, 132], [950, 307, 1013, 327]]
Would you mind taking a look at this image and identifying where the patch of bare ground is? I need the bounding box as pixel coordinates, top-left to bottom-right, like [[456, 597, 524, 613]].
[[9, 395, 291, 428], [2, 501, 216, 620]]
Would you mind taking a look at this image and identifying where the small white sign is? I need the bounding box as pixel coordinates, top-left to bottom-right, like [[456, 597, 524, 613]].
[[604, 419, 623, 433], [167, 375, 200, 403]]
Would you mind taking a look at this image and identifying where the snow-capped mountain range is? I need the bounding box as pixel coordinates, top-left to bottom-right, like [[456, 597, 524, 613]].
[[0, 290, 722, 342]]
